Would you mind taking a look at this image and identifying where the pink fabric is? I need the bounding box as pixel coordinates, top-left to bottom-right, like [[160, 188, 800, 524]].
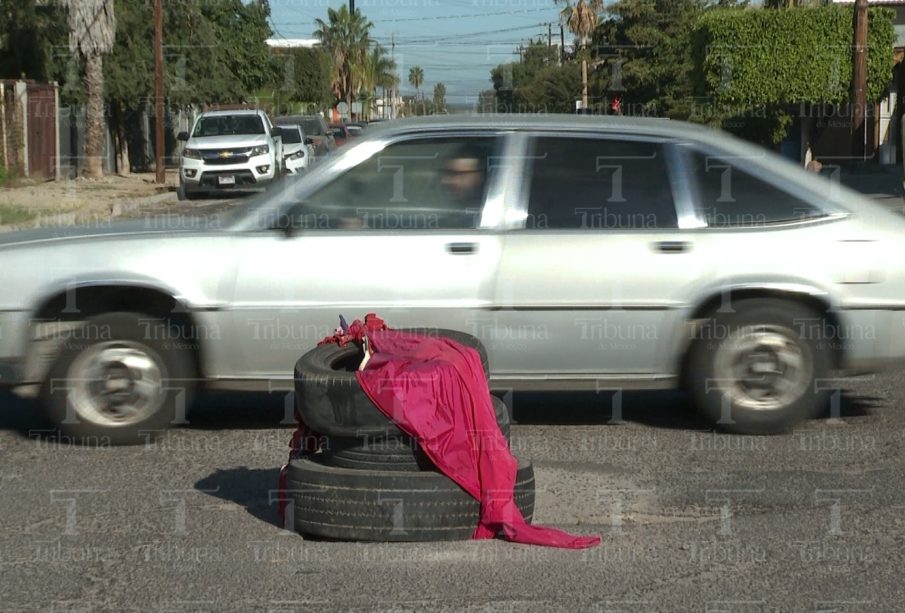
[[355, 329, 601, 549]]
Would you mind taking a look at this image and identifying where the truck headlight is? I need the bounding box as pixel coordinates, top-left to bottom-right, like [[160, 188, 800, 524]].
[[182, 148, 201, 159], [250, 145, 270, 156], [286, 150, 305, 160]]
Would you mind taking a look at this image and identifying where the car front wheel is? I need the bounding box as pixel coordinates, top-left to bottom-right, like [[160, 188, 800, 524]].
[[39, 312, 196, 445], [688, 299, 831, 435]]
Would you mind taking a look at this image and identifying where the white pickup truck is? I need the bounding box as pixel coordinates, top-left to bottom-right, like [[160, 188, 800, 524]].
[[176, 109, 283, 200]]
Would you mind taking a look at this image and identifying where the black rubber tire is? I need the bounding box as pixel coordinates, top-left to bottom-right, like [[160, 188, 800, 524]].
[[688, 299, 831, 435], [286, 457, 535, 541], [295, 328, 490, 439], [321, 396, 511, 471], [39, 312, 196, 446]]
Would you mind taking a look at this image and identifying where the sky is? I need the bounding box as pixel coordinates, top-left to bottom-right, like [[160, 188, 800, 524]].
[[267, 0, 573, 104]]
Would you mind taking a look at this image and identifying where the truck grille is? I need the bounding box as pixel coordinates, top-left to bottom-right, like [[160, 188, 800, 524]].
[[201, 148, 251, 165]]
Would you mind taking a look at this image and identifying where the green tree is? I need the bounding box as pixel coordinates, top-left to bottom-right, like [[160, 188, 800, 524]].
[[269, 46, 333, 113], [0, 1, 68, 82], [490, 39, 557, 112], [433, 82, 447, 114], [358, 44, 397, 120], [409, 65, 424, 114], [314, 5, 373, 117]]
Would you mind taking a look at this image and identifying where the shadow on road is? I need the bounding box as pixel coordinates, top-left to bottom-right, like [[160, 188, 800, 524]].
[[194, 466, 283, 529], [0, 386, 887, 440]]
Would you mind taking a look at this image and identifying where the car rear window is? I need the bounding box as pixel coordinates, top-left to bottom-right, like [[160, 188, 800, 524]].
[[300, 119, 323, 136], [686, 151, 826, 227], [281, 128, 302, 144]]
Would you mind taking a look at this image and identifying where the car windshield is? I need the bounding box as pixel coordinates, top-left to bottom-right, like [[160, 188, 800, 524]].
[[281, 128, 302, 144], [192, 115, 265, 137]]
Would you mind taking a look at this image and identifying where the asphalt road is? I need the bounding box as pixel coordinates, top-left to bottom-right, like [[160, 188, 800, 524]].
[[1, 370, 903, 612]]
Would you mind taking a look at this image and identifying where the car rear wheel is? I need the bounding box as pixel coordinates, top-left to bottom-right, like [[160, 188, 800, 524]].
[[39, 312, 196, 445], [285, 457, 535, 541], [688, 299, 831, 435]]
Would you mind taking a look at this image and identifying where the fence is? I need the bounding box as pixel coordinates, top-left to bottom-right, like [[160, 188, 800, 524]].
[[0, 80, 60, 180]]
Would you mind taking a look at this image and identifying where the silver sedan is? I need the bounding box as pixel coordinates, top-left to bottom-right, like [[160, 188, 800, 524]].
[[1, 115, 903, 443]]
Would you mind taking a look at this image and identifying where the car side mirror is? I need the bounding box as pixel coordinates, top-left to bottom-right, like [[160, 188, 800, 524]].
[[271, 127, 282, 138], [304, 137, 314, 145], [176, 131, 189, 141]]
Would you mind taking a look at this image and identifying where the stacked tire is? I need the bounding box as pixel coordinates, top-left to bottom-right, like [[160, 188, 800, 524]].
[[286, 328, 536, 541]]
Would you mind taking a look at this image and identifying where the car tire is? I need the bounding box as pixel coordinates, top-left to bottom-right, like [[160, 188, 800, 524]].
[[295, 328, 490, 439], [688, 299, 831, 435], [321, 396, 511, 471], [286, 457, 535, 541], [39, 312, 196, 446]]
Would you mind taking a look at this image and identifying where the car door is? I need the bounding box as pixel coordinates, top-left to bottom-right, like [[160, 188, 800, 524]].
[[226, 131, 507, 384], [489, 133, 713, 387]]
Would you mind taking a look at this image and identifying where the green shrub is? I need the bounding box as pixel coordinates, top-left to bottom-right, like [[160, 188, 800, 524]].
[[693, 6, 896, 106]]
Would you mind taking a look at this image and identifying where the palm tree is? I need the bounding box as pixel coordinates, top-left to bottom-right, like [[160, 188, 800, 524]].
[[557, 0, 604, 112], [314, 6, 373, 119], [409, 66, 425, 115], [59, 0, 116, 178], [359, 44, 397, 120], [433, 82, 447, 114]]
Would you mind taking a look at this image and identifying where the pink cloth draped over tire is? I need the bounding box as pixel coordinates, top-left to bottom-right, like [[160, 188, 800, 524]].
[[281, 314, 601, 549]]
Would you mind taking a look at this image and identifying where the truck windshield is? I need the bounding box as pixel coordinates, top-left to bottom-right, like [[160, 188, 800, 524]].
[[192, 115, 265, 137]]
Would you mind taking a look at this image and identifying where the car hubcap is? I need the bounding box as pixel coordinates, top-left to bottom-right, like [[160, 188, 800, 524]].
[[67, 342, 165, 427], [713, 325, 811, 411]]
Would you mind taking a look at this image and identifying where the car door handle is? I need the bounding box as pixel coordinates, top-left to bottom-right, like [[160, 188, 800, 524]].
[[654, 241, 690, 253], [446, 242, 478, 255]]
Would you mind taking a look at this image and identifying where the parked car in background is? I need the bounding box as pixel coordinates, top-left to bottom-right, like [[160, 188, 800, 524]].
[[176, 109, 283, 200], [346, 124, 365, 138], [275, 115, 335, 157], [330, 124, 353, 147], [2, 116, 905, 444], [278, 124, 316, 175]]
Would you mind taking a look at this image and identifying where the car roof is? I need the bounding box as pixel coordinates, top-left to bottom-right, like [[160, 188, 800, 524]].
[[275, 115, 324, 122], [360, 114, 712, 140], [198, 109, 264, 117]]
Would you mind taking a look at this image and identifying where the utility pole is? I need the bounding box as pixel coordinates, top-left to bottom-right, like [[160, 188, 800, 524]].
[[560, 25, 565, 66], [154, 0, 165, 184], [350, 0, 355, 14], [852, 0, 868, 161], [548, 23, 552, 59]]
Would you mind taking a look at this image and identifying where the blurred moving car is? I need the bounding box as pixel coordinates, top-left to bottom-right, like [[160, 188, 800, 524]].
[[346, 125, 365, 138], [2, 115, 905, 443], [275, 115, 335, 157], [329, 124, 352, 147], [278, 124, 316, 175], [176, 109, 284, 200]]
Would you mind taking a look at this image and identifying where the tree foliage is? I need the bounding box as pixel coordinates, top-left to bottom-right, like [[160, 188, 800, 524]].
[[269, 46, 334, 110], [693, 5, 895, 106], [314, 5, 372, 113], [0, 1, 68, 82], [433, 82, 447, 113]]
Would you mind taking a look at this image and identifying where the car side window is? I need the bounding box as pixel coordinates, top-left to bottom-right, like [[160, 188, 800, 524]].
[[293, 136, 497, 231], [687, 151, 825, 227], [526, 137, 677, 230]]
